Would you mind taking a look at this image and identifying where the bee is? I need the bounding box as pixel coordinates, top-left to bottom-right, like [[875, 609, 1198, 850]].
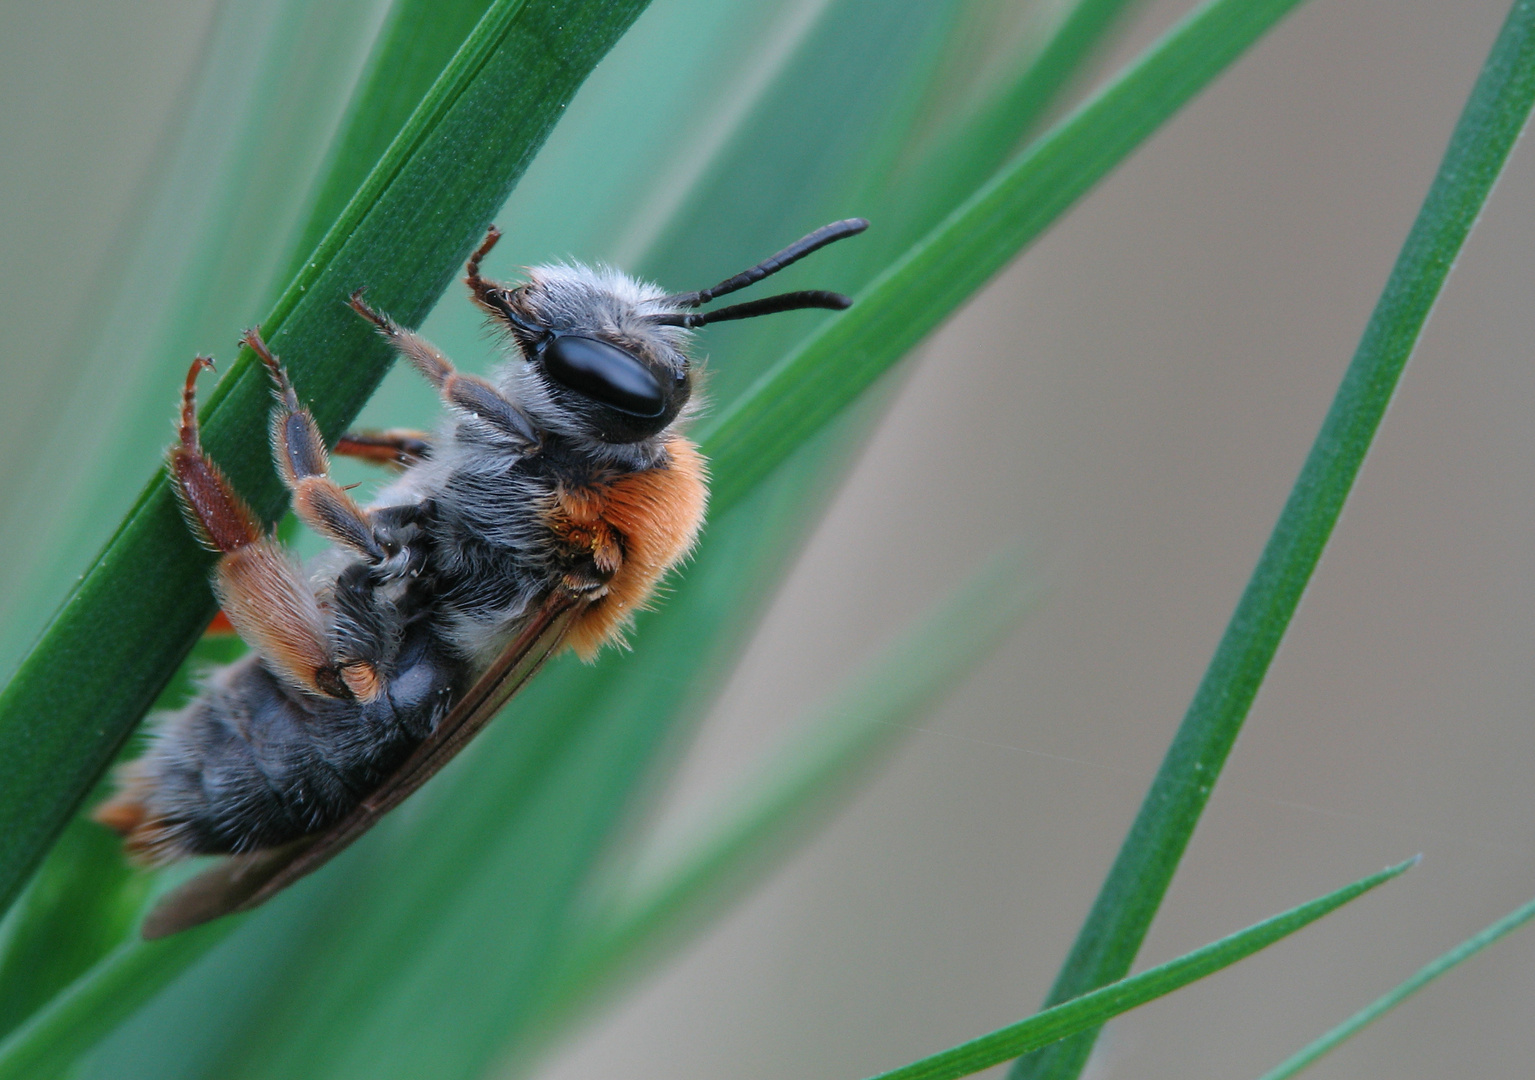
[[94, 218, 868, 938]]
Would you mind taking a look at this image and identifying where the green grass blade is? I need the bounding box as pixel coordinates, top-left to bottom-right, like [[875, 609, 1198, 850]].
[[1013, 4, 1535, 1078], [0, 634, 241, 1045], [864, 860, 1415, 1080], [543, 551, 1038, 1021], [1256, 894, 1535, 1080], [0, 0, 484, 996], [0, 0, 653, 918], [701, 0, 1315, 515], [281, 0, 496, 284], [0, 918, 244, 1080], [0, 0, 347, 1022], [0, 820, 148, 1044]]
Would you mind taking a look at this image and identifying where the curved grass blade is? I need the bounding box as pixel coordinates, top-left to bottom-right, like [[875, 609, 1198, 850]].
[[863, 860, 1415, 1080], [702, 0, 1318, 514], [0, 0, 487, 1013], [1255, 893, 1535, 1080], [0, 0, 654, 918], [281, 0, 496, 283], [0, 917, 244, 1080], [1013, 4, 1535, 1078], [0, 819, 149, 1044], [540, 551, 1038, 1025]]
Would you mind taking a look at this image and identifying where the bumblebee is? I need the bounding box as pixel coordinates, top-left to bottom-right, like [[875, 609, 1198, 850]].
[[95, 218, 868, 937]]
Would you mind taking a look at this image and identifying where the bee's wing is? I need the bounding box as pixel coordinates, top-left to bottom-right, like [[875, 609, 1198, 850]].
[[141, 593, 583, 940]]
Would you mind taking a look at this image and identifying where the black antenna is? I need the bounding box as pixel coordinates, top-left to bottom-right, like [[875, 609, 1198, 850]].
[[465, 224, 548, 341], [649, 290, 852, 328], [484, 289, 548, 342], [662, 218, 868, 309]]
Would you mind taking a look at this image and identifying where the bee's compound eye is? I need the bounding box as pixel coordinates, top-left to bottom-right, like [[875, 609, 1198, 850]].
[[542, 335, 665, 418]]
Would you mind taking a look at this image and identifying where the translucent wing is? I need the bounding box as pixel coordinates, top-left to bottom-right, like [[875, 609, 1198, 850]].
[[141, 593, 583, 939]]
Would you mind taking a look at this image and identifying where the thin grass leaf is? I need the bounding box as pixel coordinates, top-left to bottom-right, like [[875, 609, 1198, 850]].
[[540, 550, 1038, 1025], [0, 1, 492, 1007], [0, 820, 148, 1044], [0, 0, 389, 1032], [1013, 4, 1535, 1078], [861, 860, 1415, 1080], [701, 0, 1317, 514], [282, 0, 497, 284], [0, 918, 243, 1080], [0, 0, 654, 917], [1255, 893, 1535, 1080]]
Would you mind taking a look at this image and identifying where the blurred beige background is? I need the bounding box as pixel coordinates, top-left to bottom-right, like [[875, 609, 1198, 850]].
[[3, 0, 1533, 1078]]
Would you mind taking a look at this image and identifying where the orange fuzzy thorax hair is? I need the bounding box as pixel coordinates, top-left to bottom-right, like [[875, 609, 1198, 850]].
[[552, 434, 708, 660]]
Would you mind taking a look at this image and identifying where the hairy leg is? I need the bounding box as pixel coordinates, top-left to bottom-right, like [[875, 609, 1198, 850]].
[[165, 356, 351, 701], [243, 329, 401, 564], [349, 291, 539, 450], [333, 428, 433, 469]]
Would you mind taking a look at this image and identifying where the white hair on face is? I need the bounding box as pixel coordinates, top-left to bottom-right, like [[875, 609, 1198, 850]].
[[493, 261, 699, 469]]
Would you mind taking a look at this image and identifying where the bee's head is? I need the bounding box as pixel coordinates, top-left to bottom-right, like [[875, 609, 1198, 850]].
[[476, 266, 697, 447], [468, 219, 868, 454]]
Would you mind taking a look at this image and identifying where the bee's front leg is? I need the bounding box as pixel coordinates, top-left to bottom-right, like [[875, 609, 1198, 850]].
[[348, 291, 541, 451], [333, 429, 433, 470], [242, 329, 416, 579], [168, 358, 353, 701]]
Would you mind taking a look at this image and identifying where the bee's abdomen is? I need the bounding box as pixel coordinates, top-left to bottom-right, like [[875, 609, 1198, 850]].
[[96, 627, 458, 863]]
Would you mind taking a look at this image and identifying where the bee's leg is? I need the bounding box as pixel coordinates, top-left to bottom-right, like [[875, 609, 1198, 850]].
[[168, 357, 351, 701], [333, 429, 433, 470], [168, 358, 264, 553], [242, 329, 398, 565], [349, 292, 540, 450]]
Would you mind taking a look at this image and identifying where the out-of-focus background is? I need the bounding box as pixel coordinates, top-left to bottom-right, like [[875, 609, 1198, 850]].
[[2, 1, 1533, 1078]]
